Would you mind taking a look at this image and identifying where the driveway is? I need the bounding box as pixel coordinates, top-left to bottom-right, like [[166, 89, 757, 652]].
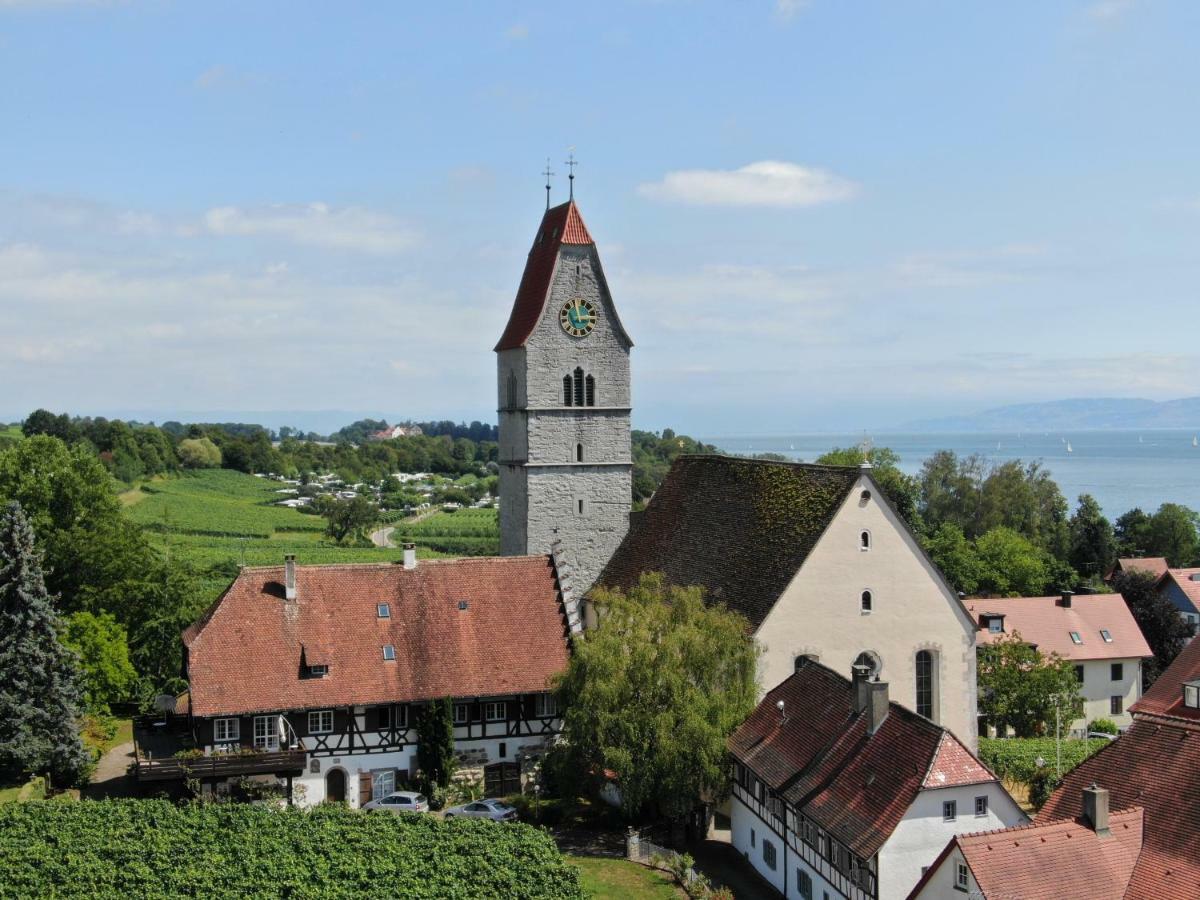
[[84, 741, 139, 799]]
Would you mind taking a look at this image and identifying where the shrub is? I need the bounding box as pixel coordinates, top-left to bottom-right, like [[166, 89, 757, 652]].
[[0, 799, 585, 898], [1029, 768, 1062, 810], [1088, 718, 1118, 735]]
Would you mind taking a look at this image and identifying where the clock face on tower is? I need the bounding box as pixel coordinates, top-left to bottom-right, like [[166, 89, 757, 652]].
[[559, 297, 597, 337]]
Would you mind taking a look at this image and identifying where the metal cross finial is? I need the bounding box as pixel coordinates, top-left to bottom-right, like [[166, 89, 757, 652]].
[[542, 158, 555, 211], [564, 148, 577, 200]]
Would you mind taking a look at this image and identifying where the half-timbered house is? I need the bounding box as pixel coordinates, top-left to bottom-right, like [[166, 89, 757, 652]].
[[135, 546, 579, 806]]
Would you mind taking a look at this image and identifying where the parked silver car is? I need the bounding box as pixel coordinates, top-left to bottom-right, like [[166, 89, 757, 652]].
[[362, 791, 429, 814], [443, 798, 519, 822]]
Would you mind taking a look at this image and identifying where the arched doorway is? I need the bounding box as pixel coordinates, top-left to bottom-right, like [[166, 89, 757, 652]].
[[326, 768, 346, 803]]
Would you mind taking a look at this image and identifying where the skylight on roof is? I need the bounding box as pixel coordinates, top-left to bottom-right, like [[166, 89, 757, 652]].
[[377, 603, 390, 618], [1100, 629, 1112, 642], [382, 644, 396, 661], [458, 600, 469, 611], [1069, 631, 1083, 644]]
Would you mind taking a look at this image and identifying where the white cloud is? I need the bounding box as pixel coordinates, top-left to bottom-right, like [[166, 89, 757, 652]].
[[203, 203, 420, 254], [1087, 0, 1135, 20], [637, 160, 857, 208], [504, 23, 529, 40], [774, 0, 808, 21]]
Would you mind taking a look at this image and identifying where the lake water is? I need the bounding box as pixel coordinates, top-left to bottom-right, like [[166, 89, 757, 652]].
[[703, 430, 1200, 519]]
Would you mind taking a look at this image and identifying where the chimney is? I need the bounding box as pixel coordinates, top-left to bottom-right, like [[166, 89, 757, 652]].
[[1082, 783, 1110, 836], [1059, 590, 1074, 608], [403, 543, 417, 570], [852, 663, 872, 714], [867, 679, 889, 735], [284, 555, 297, 601]]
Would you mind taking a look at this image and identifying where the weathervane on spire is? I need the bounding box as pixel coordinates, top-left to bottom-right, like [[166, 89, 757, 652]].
[[565, 148, 577, 201], [542, 157, 555, 211]]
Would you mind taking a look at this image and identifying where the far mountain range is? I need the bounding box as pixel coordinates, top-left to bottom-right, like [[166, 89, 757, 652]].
[[906, 397, 1200, 432]]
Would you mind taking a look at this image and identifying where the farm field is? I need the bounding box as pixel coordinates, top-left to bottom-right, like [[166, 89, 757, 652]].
[[124, 470, 499, 601]]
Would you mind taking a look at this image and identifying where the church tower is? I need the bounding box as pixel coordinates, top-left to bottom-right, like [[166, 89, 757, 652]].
[[495, 199, 633, 593]]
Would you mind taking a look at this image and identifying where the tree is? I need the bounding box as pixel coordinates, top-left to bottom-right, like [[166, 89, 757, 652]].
[[923, 522, 983, 595], [1112, 570, 1192, 686], [415, 698, 455, 788], [0, 502, 90, 787], [1113, 507, 1151, 557], [1068, 494, 1116, 583], [553, 573, 759, 821], [816, 446, 922, 530], [974, 527, 1054, 596], [177, 437, 222, 469], [61, 611, 138, 713], [977, 632, 1083, 738], [1145, 503, 1200, 567], [322, 495, 379, 543]]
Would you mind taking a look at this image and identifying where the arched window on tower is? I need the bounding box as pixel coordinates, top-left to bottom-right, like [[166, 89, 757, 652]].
[[860, 590, 873, 613], [563, 375, 573, 406], [573, 367, 585, 406], [507, 371, 517, 409], [585, 374, 595, 407], [576, 443, 584, 462], [861, 530, 871, 551], [915, 650, 934, 719]]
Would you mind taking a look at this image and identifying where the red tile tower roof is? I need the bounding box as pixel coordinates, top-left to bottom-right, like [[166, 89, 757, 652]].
[[494, 201, 594, 352], [969, 593, 1152, 662], [728, 660, 1000, 860], [907, 808, 1144, 899], [183, 556, 571, 717]]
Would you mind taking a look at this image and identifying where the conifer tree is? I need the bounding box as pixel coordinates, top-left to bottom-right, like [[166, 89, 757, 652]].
[[0, 501, 90, 787]]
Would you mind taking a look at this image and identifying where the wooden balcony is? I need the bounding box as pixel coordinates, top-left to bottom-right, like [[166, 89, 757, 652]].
[[135, 749, 307, 782]]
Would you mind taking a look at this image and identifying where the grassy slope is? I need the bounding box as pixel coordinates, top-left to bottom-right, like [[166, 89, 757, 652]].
[[125, 470, 498, 602], [568, 856, 682, 899]]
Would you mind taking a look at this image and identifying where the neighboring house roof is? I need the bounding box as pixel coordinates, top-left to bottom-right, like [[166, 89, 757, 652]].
[[968, 594, 1152, 661], [494, 200, 594, 352], [183, 557, 571, 717], [597, 455, 862, 628], [728, 660, 999, 860], [1037, 634, 1200, 899], [1161, 568, 1200, 614], [908, 808, 1144, 900], [1114, 557, 1170, 580]]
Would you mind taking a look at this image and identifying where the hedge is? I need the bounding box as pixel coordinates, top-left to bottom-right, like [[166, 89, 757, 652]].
[[979, 737, 1111, 784], [0, 799, 585, 899]]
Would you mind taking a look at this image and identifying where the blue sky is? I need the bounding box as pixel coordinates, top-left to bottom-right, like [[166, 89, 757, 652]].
[[1, 0, 1198, 435]]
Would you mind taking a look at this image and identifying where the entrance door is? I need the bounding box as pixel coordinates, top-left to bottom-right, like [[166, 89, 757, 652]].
[[326, 768, 346, 803], [484, 762, 521, 796]]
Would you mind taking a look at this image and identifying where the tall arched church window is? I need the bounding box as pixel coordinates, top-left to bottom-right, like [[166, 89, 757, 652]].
[[563, 376, 573, 406], [585, 374, 595, 407], [573, 367, 585, 406], [915, 651, 933, 719]]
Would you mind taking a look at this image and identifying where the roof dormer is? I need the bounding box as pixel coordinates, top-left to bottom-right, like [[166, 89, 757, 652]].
[[980, 612, 1005, 634]]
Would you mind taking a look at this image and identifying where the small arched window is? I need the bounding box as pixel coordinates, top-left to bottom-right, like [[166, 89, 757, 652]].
[[860, 530, 871, 551], [576, 443, 584, 462], [563, 375, 573, 406], [861, 590, 873, 613], [585, 374, 595, 407], [577, 499, 585, 515], [573, 367, 585, 406], [915, 651, 934, 719]]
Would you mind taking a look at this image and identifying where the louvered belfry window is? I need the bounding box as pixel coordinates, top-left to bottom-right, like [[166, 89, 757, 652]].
[[573, 367, 585, 406]]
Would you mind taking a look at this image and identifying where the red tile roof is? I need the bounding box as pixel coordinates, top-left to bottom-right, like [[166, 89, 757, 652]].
[[1036, 634, 1200, 899], [1115, 557, 1170, 579], [969, 594, 1152, 661], [599, 456, 861, 627], [494, 201, 594, 352], [1162, 568, 1200, 613], [908, 808, 1144, 899], [729, 660, 999, 859], [184, 557, 571, 717]]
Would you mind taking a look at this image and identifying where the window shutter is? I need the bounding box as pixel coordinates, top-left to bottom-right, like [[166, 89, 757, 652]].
[[359, 772, 373, 805]]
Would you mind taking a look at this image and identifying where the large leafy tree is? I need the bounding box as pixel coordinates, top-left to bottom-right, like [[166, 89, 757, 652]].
[[977, 632, 1083, 738], [554, 574, 759, 821], [1145, 503, 1200, 567], [923, 522, 983, 595], [319, 495, 379, 543], [1068, 494, 1116, 582], [1112, 570, 1192, 686], [0, 501, 91, 787], [974, 527, 1074, 596], [62, 611, 138, 714], [816, 446, 922, 530]]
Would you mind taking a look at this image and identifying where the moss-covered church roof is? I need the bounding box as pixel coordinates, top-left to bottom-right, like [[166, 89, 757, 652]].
[[597, 455, 862, 628]]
